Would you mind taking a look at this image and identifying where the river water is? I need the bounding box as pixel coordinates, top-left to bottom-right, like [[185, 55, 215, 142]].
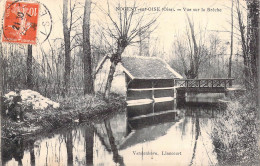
[[3, 93, 225, 166]]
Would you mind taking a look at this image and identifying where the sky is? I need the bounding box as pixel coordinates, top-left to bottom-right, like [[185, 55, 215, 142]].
[[0, 0, 247, 60]]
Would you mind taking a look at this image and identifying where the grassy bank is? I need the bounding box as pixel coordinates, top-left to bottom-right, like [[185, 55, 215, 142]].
[[2, 93, 126, 139], [212, 95, 259, 165]]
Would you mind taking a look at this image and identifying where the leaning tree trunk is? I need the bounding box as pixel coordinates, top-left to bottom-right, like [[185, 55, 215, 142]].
[[63, 0, 71, 95], [104, 44, 125, 99], [27, 44, 33, 89], [104, 59, 117, 98], [104, 119, 125, 165], [83, 0, 94, 95]]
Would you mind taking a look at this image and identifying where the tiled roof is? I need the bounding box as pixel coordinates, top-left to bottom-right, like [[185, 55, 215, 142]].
[[121, 56, 183, 79]]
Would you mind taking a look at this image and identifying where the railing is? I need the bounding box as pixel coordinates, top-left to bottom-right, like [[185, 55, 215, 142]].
[[175, 78, 234, 88]]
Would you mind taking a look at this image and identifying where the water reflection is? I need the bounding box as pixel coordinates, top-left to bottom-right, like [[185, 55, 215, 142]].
[[85, 126, 94, 165], [28, 140, 35, 166], [13, 137, 24, 166], [189, 111, 200, 166], [104, 120, 124, 165], [65, 131, 73, 165], [3, 94, 224, 166]]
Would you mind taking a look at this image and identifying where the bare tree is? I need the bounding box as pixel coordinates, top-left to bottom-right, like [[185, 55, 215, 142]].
[[171, 21, 228, 79], [83, 0, 94, 94], [63, 0, 71, 95], [27, 45, 33, 89], [62, 0, 83, 95], [171, 36, 189, 76], [98, 1, 158, 98], [246, 0, 259, 97], [176, 14, 209, 79], [228, 0, 234, 86], [185, 14, 200, 78], [236, 0, 259, 96], [138, 24, 151, 56], [236, 0, 250, 88]]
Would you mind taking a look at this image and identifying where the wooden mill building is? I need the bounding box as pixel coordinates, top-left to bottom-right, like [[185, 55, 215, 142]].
[[121, 56, 182, 103], [119, 56, 183, 118], [95, 56, 183, 118], [119, 56, 182, 109]]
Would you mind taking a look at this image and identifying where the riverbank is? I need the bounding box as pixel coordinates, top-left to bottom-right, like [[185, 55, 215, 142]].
[[1, 93, 126, 139], [212, 94, 259, 165]]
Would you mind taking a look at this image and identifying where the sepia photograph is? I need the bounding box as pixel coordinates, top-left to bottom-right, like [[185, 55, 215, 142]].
[[0, 0, 259, 165]]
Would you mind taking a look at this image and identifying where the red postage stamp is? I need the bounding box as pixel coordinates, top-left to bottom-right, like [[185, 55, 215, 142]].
[[2, 0, 39, 44]]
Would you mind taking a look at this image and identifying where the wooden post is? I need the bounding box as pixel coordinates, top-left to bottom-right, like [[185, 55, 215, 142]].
[[173, 80, 175, 98], [125, 75, 128, 100], [229, 79, 232, 87], [152, 81, 155, 114]]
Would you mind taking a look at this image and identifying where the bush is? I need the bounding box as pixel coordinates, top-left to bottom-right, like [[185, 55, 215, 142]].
[[212, 95, 259, 165]]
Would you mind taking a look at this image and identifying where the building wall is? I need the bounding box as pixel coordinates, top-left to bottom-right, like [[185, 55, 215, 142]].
[[126, 79, 175, 100], [94, 60, 126, 96]]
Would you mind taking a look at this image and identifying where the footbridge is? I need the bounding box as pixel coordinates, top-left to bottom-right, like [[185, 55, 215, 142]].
[[175, 78, 234, 104], [175, 78, 234, 92]]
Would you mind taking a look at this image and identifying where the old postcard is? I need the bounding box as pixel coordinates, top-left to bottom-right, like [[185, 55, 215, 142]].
[[0, 0, 259, 165]]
